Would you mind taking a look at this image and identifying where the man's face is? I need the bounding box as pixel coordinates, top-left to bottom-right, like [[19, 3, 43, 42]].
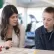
[[43, 12, 54, 29]]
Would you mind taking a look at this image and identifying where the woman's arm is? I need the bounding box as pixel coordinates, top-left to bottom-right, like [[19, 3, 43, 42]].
[[19, 24, 25, 48], [0, 36, 13, 48]]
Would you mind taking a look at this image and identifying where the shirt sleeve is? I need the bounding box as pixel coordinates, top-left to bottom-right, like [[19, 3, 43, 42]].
[[19, 24, 25, 48]]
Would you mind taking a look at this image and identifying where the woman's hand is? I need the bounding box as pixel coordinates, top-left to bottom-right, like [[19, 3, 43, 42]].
[[4, 40, 13, 48]]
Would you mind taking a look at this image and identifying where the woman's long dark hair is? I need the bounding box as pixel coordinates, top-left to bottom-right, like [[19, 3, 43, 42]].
[[1, 5, 20, 40]]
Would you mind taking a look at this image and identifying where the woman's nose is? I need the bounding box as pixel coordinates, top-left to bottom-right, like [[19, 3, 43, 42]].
[[14, 18, 18, 21]]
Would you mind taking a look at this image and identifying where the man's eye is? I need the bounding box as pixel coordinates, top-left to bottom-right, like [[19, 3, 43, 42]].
[[43, 18, 45, 20], [47, 19, 51, 21]]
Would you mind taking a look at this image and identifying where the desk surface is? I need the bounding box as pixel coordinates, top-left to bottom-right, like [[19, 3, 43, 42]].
[[0, 47, 54, 54]]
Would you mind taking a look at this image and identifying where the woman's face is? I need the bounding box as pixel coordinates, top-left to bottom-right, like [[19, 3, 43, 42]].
[[43, 12, 54, 29], [9, 13, 18, 26]]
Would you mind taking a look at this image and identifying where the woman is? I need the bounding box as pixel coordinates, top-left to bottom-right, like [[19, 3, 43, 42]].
[[0, 5, 25, 48]]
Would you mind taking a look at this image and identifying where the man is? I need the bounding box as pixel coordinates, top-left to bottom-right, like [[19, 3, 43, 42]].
[[35, 7, 54, 50]]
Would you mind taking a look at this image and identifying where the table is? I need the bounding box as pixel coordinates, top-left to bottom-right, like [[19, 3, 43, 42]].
[[0, 47, 54, 54], [0, 47, 35, 54]]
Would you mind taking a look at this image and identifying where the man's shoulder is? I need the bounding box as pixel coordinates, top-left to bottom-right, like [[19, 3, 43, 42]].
[[35, 25, 44, 32], [35, 25, 44, 37]]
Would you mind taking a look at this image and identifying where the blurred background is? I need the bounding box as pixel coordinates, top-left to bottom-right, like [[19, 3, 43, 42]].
[[0, 0, 54, 49]]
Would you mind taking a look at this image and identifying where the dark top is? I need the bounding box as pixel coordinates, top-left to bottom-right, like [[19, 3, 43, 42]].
[[26, 23, 32, 32], [35, 25, 54, 50]]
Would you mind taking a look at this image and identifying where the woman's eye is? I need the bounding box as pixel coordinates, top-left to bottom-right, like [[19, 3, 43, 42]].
[[15, 16, 18, 18], [12, 16, 15, 18], [11, 16, 17, 19]]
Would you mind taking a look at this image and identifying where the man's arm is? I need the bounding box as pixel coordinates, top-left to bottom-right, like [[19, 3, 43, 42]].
[[35, 29, 44, 50]]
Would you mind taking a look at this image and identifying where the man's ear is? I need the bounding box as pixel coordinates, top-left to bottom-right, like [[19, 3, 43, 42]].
[[53, 22, 54, 24], [53, 20, 54, 24]]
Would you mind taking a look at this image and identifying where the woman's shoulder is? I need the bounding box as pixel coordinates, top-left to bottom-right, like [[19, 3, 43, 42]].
[[18, 24, 25, 31]]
